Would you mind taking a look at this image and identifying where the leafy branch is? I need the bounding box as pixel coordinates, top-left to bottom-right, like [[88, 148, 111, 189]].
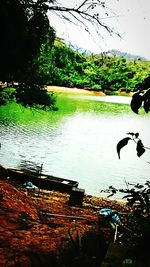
[[131, 76, 150, 114], [116, 132, 150, 159], [101, 181, 150, 213]]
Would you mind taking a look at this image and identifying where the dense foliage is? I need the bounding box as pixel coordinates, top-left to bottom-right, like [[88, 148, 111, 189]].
[[0, 0, 55, 83], [0, 0, 56, 109], [32, 39, 150, 92]]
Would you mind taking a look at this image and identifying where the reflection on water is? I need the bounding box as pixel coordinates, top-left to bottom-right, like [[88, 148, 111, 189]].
[[69, 94, 132, 104], [0, 95, 150, 198]]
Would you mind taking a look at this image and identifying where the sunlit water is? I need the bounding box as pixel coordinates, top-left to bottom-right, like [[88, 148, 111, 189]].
[[0, 93, 150, 199]]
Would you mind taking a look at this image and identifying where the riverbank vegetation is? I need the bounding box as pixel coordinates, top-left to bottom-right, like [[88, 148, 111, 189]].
[[33, 38, 150, 92]]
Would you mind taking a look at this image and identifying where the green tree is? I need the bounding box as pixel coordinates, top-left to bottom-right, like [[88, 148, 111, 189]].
[[0, 0, 28, 82], [0, 0, 56, 109], [49, 40, 88, 87], [31, 43, 55, 85]]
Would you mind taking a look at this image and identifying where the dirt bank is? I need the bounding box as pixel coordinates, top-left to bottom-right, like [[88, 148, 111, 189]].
[[46, 86, 105, 95], [46, 85, 133, 97], [0, 172, 130, 267]]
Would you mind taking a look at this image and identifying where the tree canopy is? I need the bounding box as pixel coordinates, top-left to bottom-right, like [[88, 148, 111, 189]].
[[0, 0, 57, 109], [0, 0, 55, 82]]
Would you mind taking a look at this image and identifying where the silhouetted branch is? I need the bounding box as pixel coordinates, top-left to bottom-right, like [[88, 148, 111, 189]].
[[21, 0, 121, 37], [116, 132, 150, 159]]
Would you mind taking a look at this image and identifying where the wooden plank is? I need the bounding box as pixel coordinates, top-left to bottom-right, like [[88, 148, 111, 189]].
[[40, 211, 89, 220]]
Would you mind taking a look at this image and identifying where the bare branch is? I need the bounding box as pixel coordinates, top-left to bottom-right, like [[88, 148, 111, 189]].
[[77, 0, 89, 10], [22, 1, 120, 37]]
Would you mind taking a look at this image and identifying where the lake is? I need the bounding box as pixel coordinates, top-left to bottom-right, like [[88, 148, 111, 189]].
[[0, 92, 150, 199]]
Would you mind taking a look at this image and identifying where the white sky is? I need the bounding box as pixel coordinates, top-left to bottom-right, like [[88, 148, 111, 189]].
[[49, 0, 150, 59]]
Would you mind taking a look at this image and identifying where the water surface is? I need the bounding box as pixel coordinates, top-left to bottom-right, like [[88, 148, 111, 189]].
[[0, 93, 150, 198]]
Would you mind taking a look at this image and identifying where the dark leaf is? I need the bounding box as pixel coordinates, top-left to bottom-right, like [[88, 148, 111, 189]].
[[143, 88, 150, 99], [122, 194, 132, 199], [143, 98, 150, 113], [116, 137, 131, 159], [130, 93, 143, 114], [126, 132, 139, 138], [109, 186, 116, 190], [107, 193, 115, 198], [134, 184, 144, 189], [136, 140, 145, 157], [126, 132, 135, 136], [119, 189, 129, 193], [138, 76, 150, 90], [145, 181, 150, 186], [135, 132, 139, 138]]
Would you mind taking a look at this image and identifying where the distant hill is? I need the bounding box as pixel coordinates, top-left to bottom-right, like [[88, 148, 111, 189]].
[[105, 49, 147, 61], [67, 42, 92, 54], [66, 42, 148, 61]]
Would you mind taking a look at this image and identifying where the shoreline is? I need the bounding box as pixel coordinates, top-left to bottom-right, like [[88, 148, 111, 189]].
[[0, 165, 126, 203], [47, 85, 133, 97], [47, 85, 105, 95]]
